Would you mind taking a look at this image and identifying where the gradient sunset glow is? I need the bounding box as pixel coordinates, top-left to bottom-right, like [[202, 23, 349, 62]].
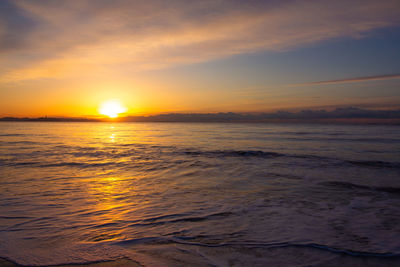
[[1, 0, 400, 117]]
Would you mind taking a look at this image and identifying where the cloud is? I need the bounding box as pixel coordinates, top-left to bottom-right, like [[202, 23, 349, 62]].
[[0, 1, 39, 52], [1, 0, 400, 82], [292, 73, 400, 86]]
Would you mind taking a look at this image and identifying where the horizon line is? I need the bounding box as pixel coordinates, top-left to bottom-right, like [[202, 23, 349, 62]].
[[1, 108, 400, 124]]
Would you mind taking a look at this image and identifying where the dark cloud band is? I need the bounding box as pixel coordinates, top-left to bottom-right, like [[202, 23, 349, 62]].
[[293, 74, 400, 86]]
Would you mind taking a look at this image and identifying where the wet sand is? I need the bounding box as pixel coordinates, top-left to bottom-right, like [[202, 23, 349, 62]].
[[3, 253, 400, 267], [0, 258, 142, 267]]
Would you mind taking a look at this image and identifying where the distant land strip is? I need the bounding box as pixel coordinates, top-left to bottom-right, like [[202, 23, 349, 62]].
[[1, 108, 400, 124], [0, 117, 100, 122]]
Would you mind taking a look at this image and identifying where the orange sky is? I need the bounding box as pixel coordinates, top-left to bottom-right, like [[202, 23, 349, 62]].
[[1, 0, 400, 117]]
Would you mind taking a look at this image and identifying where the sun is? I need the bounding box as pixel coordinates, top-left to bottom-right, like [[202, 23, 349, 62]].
[[99, 100, 127, 118]]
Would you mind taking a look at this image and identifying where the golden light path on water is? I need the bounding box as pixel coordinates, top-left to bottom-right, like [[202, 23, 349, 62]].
[[80, 124, 172, 243], [83, 125, 139, 242]]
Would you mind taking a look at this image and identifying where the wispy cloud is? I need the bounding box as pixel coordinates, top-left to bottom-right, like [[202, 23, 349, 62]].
[[1, 0, 400, 82], [291, 73, 400, 86]]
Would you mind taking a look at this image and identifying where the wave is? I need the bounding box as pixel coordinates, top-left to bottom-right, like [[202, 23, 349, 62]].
[[5, 161, 119, 168], [320, 181, 400, 194], [128, 212, 233, 227], [0, 134, 27, 137], [183, 150, 284, 158], [0, 140, 38, 145], [116, 237, 400, 258], [0, 216, 32, 219], [181, 149, 400, 169], [41, 162, 117, 168], [346, 160, 400, 169], [285, 137, 400, 143], [3, 146, 399, 170]]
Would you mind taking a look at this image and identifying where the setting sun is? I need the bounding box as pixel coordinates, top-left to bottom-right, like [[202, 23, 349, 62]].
[[99, 100, 127, 118]]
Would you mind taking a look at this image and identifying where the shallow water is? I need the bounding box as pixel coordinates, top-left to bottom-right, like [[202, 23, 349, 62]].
[[0, 122, 399, 266]]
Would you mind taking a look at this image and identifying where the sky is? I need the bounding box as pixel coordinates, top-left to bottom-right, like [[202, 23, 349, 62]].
[[1, 0, 400, 117]]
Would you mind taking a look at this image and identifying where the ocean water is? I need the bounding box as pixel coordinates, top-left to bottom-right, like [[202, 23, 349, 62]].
[[0, 122, 399, 266]]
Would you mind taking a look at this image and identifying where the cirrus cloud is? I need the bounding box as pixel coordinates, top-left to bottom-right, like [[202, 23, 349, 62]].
[[1, 0, 400, 82]]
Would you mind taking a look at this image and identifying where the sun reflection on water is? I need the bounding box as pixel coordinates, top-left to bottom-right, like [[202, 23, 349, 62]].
[[110, 133, 115, 142], [83, 176, 135, 242]]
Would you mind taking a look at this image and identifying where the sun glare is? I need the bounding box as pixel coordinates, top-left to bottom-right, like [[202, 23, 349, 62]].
[[99, 100, 127, 118]]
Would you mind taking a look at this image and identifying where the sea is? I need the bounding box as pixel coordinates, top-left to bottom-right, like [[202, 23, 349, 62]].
[[0, 122, 399, 266]]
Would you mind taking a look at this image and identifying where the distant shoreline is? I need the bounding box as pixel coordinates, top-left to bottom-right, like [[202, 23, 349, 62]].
[[1, 108, 400, 124], [0, 117, 100, 122], [1, 118, 399, 125]]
